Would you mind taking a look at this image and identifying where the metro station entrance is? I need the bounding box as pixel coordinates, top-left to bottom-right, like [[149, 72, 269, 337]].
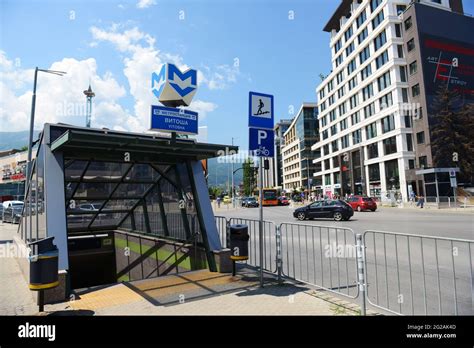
[[18, 123, 236, 294]]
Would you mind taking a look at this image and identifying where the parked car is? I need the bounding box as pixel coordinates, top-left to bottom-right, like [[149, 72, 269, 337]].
[[223, 196, 232, 204], [293, 199, 354, 221], [347, 196, 377, 212], [278, 196, 290, 206], [241, 197, 259, 208], [2, 203, 23, 223]]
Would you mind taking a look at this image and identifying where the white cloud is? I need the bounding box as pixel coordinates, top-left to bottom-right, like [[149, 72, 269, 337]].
[[1, 24, 236, 134], [0, 52, 130, 132], [136, 0, 156, 9], [90, 24, 221, 130]]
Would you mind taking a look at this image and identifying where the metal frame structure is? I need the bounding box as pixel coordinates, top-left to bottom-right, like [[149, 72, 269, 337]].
[[18, 123, 237, 287]]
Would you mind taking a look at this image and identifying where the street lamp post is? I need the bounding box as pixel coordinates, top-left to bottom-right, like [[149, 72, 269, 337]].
[[25, 67, 66, 197]]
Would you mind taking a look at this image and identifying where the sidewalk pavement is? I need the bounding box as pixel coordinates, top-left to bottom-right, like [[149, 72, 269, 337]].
[[0, 222, 357, 316], [0, 222, 38, 315]]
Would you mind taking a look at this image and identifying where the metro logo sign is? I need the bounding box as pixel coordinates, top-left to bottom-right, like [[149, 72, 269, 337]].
[[151, 63, 197, 107]]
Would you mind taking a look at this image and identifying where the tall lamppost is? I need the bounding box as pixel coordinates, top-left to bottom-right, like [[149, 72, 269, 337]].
[[25, 67, 66, 196]]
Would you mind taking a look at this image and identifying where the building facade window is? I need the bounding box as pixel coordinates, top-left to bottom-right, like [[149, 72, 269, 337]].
[[372, 10, 385, 30], [334, 39, 342, 54], [361, 64, 372, 81], [409, 60, 418, 75], [347, 58, 357, 75], [375, 50, 389, 69], [359, 45, 371, 64], [370, 0, 382, 12], [416, 131, 425, 144], [399, 66, 407, 82], [364, 102, 376, 118], [349, 94, 359, 109], [346, 41, 355, 56], [335, 54, 343, 67], [348, 76, 358, 90], [367, 143, 379, 159], [395, 23, 402, 37], [419, 156, 427, 168], [356, 9, 367, 28], [341, 135, 350, 149], [407, 38, 415, 52], [408, 159, 415, 169], [383, 136, 397, 155], [352, 129, 362, 144], [397, 45, 404, 58], [344, 25, 353, 42], [406, 134, 413, 151], [332, 140, 339, 152], [382, 114, 395, 133], [404, 16, 413, 31], [404, 113, 412, 128], [379, 92, 393, 110], [362, 83, 374, 101], [373, 30, 387, 51], [331, 124, 338, 136], [412, 84, 420, 97], [329, 110, 336, 121], [402, 88, 409, 102], [366, 122, 377, 139], [358, 27, 368, 44], [351, 111, 360, 125], [377, 71, 391, 91]]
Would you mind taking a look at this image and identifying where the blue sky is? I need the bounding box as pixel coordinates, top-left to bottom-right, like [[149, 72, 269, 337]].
[[1, 0, 473, 150]]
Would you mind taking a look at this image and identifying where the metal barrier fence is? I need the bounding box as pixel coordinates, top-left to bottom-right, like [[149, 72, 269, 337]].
[[363, 230, 474, 315], [214, 216, 276, 273], [280, 223, 359, 299], [213, 216, 473, 315]]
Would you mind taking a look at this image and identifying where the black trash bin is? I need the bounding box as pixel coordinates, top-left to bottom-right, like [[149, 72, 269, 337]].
[[28, 236, 59, 291], [229, 224, 249, 261]]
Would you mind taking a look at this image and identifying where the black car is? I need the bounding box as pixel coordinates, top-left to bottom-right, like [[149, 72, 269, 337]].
[[293, 199, 354, 221], [2, 205, 23, 224], [241, 197, 259, 208]]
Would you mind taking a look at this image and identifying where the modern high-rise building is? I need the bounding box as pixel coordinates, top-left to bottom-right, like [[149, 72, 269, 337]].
[[273, 119, 292, 188], [282, 103, 319, 193], [312, 0, 471, 201]]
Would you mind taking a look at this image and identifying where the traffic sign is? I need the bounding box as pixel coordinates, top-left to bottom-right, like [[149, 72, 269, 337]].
[[249, 128, 274, 157], [450, 176, 457, 188], [248, 92, 274, 129], [150, 105, 198, 135], [449, 169, 456, 178]]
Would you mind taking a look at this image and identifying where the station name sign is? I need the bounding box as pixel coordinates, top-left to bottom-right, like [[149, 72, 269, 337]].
[[150, 63, 199, 135], [150, 105, 198, 135]]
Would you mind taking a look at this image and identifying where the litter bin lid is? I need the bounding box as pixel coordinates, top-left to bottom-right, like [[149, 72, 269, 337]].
[[28, 236, 57, 254], [230, 224, 248, 230]]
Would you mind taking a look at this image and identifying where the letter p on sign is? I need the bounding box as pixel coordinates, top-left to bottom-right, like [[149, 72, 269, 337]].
[[258, 130, 267, 144]]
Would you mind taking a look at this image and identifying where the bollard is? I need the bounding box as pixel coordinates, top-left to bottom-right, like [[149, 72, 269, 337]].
[[356, 234, 367, 316]]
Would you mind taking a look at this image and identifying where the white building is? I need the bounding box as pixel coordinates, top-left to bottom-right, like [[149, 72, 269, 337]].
[[312, 0, 457, 202]]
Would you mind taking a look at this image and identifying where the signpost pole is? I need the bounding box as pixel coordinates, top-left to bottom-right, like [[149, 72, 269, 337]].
[[259, 156, 264, 287]]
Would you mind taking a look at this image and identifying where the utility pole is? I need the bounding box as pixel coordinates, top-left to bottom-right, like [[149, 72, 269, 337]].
[[231, 137, 235, 207]]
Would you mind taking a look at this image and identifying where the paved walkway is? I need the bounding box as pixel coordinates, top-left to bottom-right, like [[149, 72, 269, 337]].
[[0, 222, 351, 316], [0, 222, 38, 315]]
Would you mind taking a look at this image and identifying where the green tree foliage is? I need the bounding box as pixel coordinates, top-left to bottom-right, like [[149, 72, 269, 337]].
[[430, 83, 474, 184]]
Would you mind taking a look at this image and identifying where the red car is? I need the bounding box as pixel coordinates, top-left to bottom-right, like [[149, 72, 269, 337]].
[[347, 196, 377, 212], [278, 196, 290, 206]]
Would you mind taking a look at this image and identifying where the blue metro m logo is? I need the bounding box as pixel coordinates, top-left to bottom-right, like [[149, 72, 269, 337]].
[[167, 64, 197, 97], [151, 63, 198, 107]]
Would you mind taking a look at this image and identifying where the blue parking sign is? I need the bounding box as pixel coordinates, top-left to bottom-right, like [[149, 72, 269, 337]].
[[249, 128, 274, 157]]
